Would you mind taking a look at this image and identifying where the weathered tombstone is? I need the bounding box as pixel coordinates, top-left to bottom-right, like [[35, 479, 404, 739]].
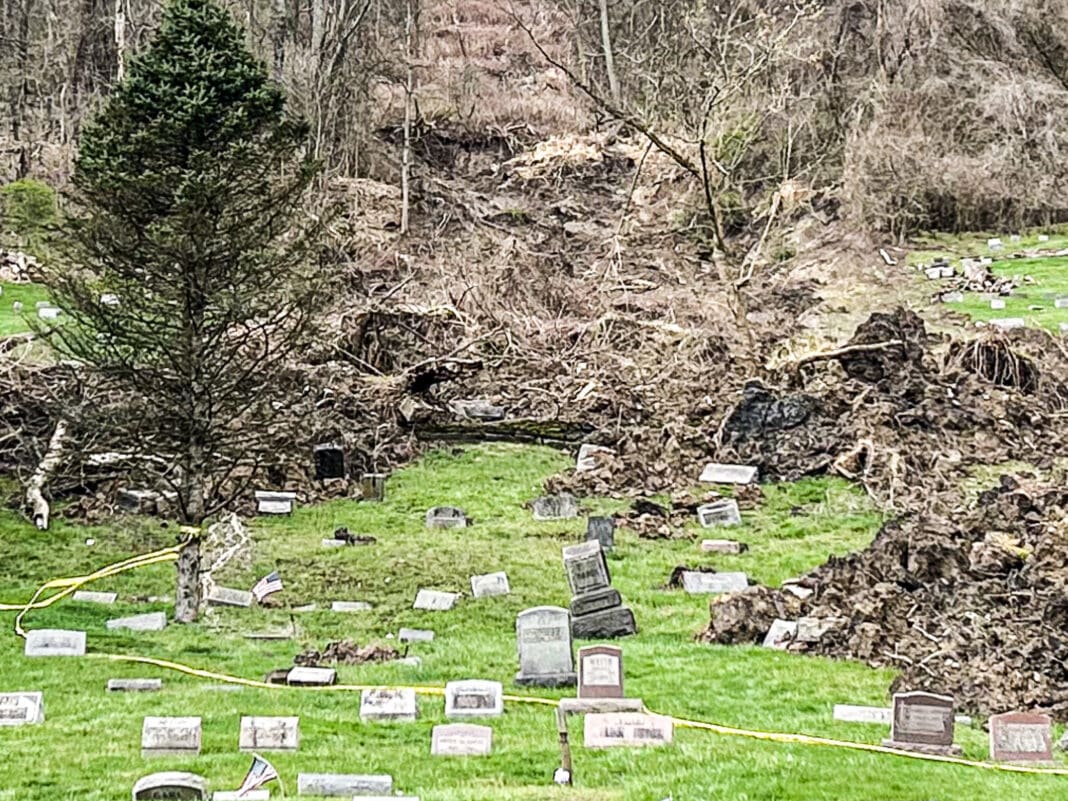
[[833, 704, 892, 724], [679, 571, 748, 594], [24, 629, 86, 657], [72, 590, 117, 604], [1055, 297, 1068, 309], [361, 473, 387, 502], [576, 444, 615, 472], [254, 490, 296, 514], [398, 628, 435, 643], [515, 606, 577, 687], [413, 589, 460, 611], [1010, 234, 1022, 243], [585, 517, 615, 552], [212, 792, 269, 801], [533, 493, 579, 521], [696, 499, 742, 528], [878, 248, 897, 266], [321, 538, 347, 548], [988, 238, 1004, 251], [989, 712, 1053, 763], [578, 645, 624, 699], [444, 680, 504, 718], [991, 298, 1007, 310], [470, 571, 510, 598], [360, 688, 418, 722], [314, 444, 346, 480], [562, 541, 611, 596], [0, 692, 44, 725], [990, 317, 1026, 331], [108, 679, 163, 693], [584, 713, 673, 748], [206, 587, 253, 608], [699, 463, 758, 485], [431, 723, 493, 756], [700, 539, 746, 554], [107, 612, 167, 632], [331, 601, 372, 613], [296, 774, 392, 796], [448, 399, 505, 421], [941, 292, 964, 303], [781, 581, 813, 600], [924, 266, 942, 280], [762, 619, 798, 649], [132, 772, 207, 801], [883, 691, 961, 755], [286, 666, 337, 686], [142, 716, 202, 756], [425, 506, 466, 529], [239, 716, 300, 751]]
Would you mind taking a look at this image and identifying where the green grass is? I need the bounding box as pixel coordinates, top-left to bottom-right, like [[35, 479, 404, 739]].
[[0, 444, 1064, 800], [0, 281, 48, 336]]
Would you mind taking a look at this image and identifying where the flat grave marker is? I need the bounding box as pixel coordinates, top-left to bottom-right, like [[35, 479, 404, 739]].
[[206, 586, 253, 608], [142, 716, 202, 757], [578, 645, 624, 699], [431, 723, 493, 756], [286, 666, 337, 686], [425, 506, 466, 529], [991, 298, 1007, 310], [296, 773, 393, 797], [833, 704, 891, 724], [696, 499, 742, 528], [72, 590, 117, 604], [533, 493, 579, 520], [107, 612, 167, 632], [584, 713, 673, 748], [360, 688, 418, 722], [699, 463, 758, 485], [470, 571, 510, 598], [108, 679, 163, 693], [331, 600, 372, 613], [132, 772, 207, 800], [413, 588, 460, 611], [0, 692, 44, 725], [24, 628, 86, 657], [576, 444, 615, 472], [239, 716, 299, 751], [398, 628, 435, 643], [515, 606, 576, 687], [763, 619, 798, 649], [212, 792, 269, 801], [989, 712, 1053, 763], [680, 571, 748, 594], [444, 680, 503, 719], [254, 490, 296, 515], [990, 317, 1026, 331], [700, 539, 746, 554]]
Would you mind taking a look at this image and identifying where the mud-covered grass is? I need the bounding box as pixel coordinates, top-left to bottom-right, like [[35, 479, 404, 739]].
[[0, 445, 1065, 800], [0, 281, 48, 336]]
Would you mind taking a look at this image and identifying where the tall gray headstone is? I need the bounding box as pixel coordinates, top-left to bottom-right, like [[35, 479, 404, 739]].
[[515, 606, 576, 687]]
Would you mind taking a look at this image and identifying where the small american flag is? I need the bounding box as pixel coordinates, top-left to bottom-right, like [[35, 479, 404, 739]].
[[236, 753, 279, 797], [251, 571, 283, 602]]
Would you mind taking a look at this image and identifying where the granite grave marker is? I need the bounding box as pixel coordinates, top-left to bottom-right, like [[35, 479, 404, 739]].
[[578, 645, 623, 699], [132, 772, 207, 800], [515, 606, 576, 687], [431, 723, 493, 756], [360, 688, 417, 722], [989, 712, 1052, 763], [142, 716, 202, 756], [883, 691, 961, 755], [239, 716, 300, 751], [584, 713, 673, 748], [0, 692, 43, 725], [470, 571, 510, 598], [24, 628, 86, 657], [444, 680, 503, 718]]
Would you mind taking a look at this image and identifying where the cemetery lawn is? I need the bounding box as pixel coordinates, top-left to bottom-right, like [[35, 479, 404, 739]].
[[0, 281, 48, 336], [1, 444, 1066, 800]]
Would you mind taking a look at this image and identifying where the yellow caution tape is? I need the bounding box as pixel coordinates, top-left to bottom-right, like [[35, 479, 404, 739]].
[[5, 545, 1068, 777]]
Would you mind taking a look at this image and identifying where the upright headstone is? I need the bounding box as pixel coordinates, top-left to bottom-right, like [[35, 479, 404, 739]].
[[360, 688, 418, 722], [0, 692, 44, 725], [445, 680, 504, 718], [533, 494, 579, 520], [296, 774, 393, 797], [515, 606, 577, 687], [989, 712, 1053, 763], [563, 541, 611, 596], [206, 587, 253, 608], [470, 571, 510, 598], [584, 713, 673, 748], [132, 772, 207, 801], [141, 716, 202, 756], [585, 517, 615, 552], [361, 473, 387, 501], [696, 499, 742, 528], [563, 541, 636, 639], [413, 589, 460, 611], [882, 692, 961, 755], [425, 507, 466, 529], [239, 716, 299, 751], [107, 612, 168, 632], [254, 491, 296, 515], [24, 629, 86, 657], [431, 724, 493, 756], [286, 666, 337, 686], [578, 645, 624, 699], [699, 463, 758, 485], [314, 444, 346, 480]]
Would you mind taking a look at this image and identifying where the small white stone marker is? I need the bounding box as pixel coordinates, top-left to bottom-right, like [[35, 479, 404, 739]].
[[924, 266, 942, 280], [0, 692, 44, 725], [680, 571, 748, 594], [296, 774, 393, 796], [700, 539, 746, 554], [360, 688, 418, 722], [413, 588, 460, 611], [108, 679, 162, 693], [107, 612, 167, 632], [941, 292, 964, 303], [584, 713, 674, 748], [990, 318, 1026, 331], [72, 590, 117, 604], [991, 298, 1007, 310], [444, 680, 504, 719], [431, 723, 493, 756], [988, 238, 1004, 250], [141, 716, 202, 756], [286, 666, 337, 686], [24, 629, 86, 657], [699, 463, 757, 485], [213, 792, 269, 801], [1055, 298, 1068, 309], [696, 499, 742, 528], [398, 628, 435, 643], [470, 571, 510, 598], [939, 266, 954, 278], [834, 704, 892, 724], [37, 306, 60, 320], [254, 490, 296, 515], [763, 619, 798, 649], [576, 444, 615, 472], [878, 248, 897, 266], [1039, 234, 1051, 242], [239, 716, 299, 751], [331, 601, 372, 613], [206, 586, 253, 608]]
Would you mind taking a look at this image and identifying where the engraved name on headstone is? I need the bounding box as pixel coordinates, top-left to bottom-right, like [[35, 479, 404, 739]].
[[296, 774, 393, 797], [584, 713, 673, 748], [360, 688, 418, 722], [444, 680, 503, 719], [562, 541, 611, 596], [286, 666, 337, 686], [425, 506, 466, 529], [697, 499, 742, 528], [141, 716, 202, 756], [132, 772, 207, 800], [431, 723, 493, 756], [989, 712, 1053, 763], [515, 606, 576, 687], [254, 491, 296, 515], [239, 716, 299, 751], [24, 629, 86, 657], [578, 645, 623, 699], [0, 692, 44, 725], [883, 691, 961, 755]]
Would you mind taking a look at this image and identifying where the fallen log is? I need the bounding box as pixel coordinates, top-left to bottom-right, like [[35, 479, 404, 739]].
[[25, 420, 68, 530]]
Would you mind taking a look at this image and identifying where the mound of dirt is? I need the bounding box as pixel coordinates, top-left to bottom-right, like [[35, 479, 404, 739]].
[[295, 640, 400, 666], [701, 476, 1068, 719]]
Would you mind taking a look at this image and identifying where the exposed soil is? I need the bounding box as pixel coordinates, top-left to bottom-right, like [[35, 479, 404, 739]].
[[295, 640, 400, 666]]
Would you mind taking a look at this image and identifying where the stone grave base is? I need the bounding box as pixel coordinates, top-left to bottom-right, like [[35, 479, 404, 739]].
[[881, 739, 963, 756], [572, 607, 636, 639], [570, 588, 621, 618], [515, 671, 577, 688]]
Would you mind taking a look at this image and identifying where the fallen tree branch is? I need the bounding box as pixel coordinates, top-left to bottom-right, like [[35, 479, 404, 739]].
[[791, 340, 905, 372], [25, 420, 68, 530]]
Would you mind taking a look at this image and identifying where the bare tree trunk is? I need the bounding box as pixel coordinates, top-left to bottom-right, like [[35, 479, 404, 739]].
[[175, 536, 201, 624], [271, 0, 286, 81], [25, 420, 68, 530], [114, 0, 126, 81], [400, 0, 416, 234], [598, 0, 620, 105]]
